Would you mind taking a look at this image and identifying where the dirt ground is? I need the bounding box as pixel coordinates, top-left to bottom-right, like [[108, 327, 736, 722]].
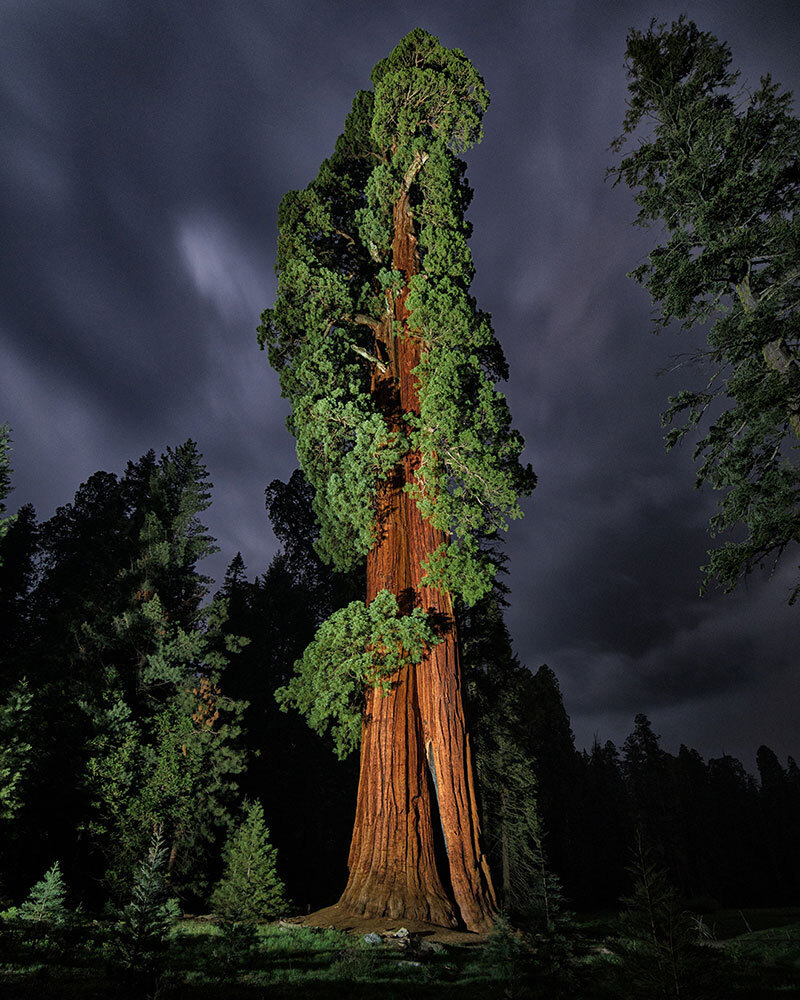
[[281, 903, 491, 946]]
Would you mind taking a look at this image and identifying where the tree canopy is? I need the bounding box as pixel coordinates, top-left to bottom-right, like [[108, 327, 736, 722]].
[[609, 16, 800, 601], [260, 27, 534, 607]]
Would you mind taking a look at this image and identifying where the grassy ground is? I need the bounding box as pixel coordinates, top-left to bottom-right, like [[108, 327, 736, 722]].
[[1, 908, 798, 998]]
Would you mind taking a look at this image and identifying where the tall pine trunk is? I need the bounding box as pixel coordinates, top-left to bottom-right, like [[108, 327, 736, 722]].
[[337, 191, 497, 932]]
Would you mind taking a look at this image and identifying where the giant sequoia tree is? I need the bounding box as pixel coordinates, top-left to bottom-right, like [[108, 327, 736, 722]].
[[260, 29, 534, 930]]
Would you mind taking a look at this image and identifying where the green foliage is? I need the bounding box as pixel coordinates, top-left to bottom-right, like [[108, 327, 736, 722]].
[[110, 827, 180, 975], [472, 672, 545, 918], [476, 904, 582, 1000], [369, 27, 489, 155], [610, 16, 800, 600], [0, 678, 32, 822], [19, 862, 68, 926], [275, 589, 440, 758], [212, 917, 258, 979], [1, 861, 72, 961], [523, 857, 583, 999], [84, 651, 247, 898], [69, 442, 248, 899], [211, 800, 287, 921], [475, 912, 532, 998], [0, 424, 15, 555], [260, 28, 533, 604], [612, 832, 728, 999]]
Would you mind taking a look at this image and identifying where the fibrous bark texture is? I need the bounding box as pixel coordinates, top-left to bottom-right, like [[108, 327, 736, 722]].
[[337, 192, 497, 932]]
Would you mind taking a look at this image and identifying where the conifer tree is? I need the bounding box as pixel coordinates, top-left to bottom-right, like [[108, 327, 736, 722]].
[[462, 593, 547, 919], [215, 483, 360, 911], [111, 827, 180, 977], [0, 678, 32, 824], [612, 833, 725, 1000], [0, 425, 15, 552], [16, 861, 70, 957], [609, 17, 800, 600], [79, 443, 248, 898], [19, 861, 68, 926], [211, 800, 287, 921], [262, 27, 533, 931], [9, 441, 246, 900]]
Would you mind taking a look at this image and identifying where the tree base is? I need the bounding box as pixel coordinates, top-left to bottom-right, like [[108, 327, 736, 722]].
[[284, 902, 490, 941]]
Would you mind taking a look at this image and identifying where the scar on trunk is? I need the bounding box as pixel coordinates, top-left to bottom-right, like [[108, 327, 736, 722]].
[[426, 739, 449, 857]]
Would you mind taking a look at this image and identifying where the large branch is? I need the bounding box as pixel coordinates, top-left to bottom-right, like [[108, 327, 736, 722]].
[[736, 275, 800, 438], [403, 150, 430, 191], [347, 313, 382, 332]]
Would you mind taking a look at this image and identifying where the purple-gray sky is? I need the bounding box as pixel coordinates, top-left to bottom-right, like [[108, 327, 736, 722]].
[[2, 0, 798, 767]]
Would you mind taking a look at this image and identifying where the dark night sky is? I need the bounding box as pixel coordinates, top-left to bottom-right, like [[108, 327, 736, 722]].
[[2, 0, 798, 767]]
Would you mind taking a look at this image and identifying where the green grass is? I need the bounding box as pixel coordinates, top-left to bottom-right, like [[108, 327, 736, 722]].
[[1, 909, 799, 998]]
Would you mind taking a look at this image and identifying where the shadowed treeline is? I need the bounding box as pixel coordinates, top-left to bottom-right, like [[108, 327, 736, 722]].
[[1, 442, 797, 922]]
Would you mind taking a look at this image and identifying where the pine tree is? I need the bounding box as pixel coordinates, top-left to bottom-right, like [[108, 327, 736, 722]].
[[524, 665, 582, 896], [14, 860, 70, 958], [211, 800, 287, 921], [0, 678, 33, 824], [13, 442, 247, 901], [0, 503, 38, 683], [463, 598, 544, 920], [0, 425, 16, 553], [262, 27, 534, 931], [577, 740, 630, 906], [622, 714, 678, 871], [215, 484, 360, 911], [111, 826, 180, 976], [609, 16, 800, 600], [19, 861, 68, 925], [612, 832, 726, 1000]]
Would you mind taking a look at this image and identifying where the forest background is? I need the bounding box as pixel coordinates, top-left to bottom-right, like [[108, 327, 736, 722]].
[[1, 433, 798, 920]]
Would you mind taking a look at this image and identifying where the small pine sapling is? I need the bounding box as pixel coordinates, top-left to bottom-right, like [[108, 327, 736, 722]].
[[111, 826, 180, 978], [19, 861, 68, 925], [211, 799, 287, 921], [612, 832, 727, 999], [476, 911, 533, 999], [17, 861, 69, 956], [524, 841, 583, 999]]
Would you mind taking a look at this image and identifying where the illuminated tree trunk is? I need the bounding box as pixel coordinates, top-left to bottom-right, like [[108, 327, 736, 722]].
[[337, 190, 497, 932]]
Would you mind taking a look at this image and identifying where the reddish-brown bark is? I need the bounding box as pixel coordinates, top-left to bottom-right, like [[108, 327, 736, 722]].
[[337, 190, 497, 932]]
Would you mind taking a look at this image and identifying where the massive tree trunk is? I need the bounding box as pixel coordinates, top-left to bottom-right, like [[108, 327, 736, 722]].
[[337, 190, 497, 932]]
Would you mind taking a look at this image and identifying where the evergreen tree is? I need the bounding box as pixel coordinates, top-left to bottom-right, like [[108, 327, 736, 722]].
[[14, 860, 71, 958], [19, 861, 68, 926], [111, 827, 180, 978], [462, 590, 548, 920], [214, 484, 360, 910], [622, 714, 678, 872], [0, 679, 33, 825], [0, 425, 16, 555], [0, 503, 38, 683], [261, 28, 534, 929], [524, 665, 582, 897], [613, 833, 726, 1000], [576, 740, 630, 906], [609, 16, 800, 600], [671, 745, 712, 900], [5, 442, 247, 904], [211, 800, 287, 921], [705, 754, 762, 903], [78, 443, 248, 899], [756, 745, 800, 900]]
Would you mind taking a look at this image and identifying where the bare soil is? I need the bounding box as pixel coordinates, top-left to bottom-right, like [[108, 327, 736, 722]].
[[281, 902, 491, 946]]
